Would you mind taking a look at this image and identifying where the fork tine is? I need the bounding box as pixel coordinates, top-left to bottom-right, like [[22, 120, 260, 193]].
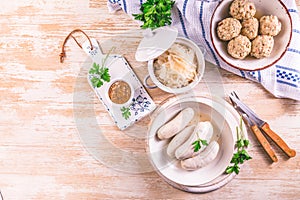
[[232, 91, 240, 99], [229, 96, 236, 106], [229, 95, 252, 126], [229, 92, 236, 99], [230, 96, 245, 115]]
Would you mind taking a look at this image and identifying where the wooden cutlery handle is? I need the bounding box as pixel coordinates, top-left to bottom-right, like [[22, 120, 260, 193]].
[[251, 125, 278, 162], [261, 123, 296, 158]]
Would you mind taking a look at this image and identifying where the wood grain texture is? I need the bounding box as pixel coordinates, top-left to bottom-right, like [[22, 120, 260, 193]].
[[0, 0, 300, 199]]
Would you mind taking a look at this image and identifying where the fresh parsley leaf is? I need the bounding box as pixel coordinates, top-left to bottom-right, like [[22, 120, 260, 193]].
[[89, 47, 115, 88], [90, 77, 103, 88], [225, 166, 234, 174], [244, 139, 250, 148], [192, 139, 208, 152], [201, 140, 208, 146], [241, 149, 252, 160], [226, 116, 252, 175], [100, 67, 110, 82], [233, 165, 240, 174], [121, 107, 131, 120], [226, 164, 240, 174], [89, 62, 100, 74], [89, 65, 109, 88], [237, 139, 245, 149], [133, 0, 175, 30], [192, 140, 201, 152]]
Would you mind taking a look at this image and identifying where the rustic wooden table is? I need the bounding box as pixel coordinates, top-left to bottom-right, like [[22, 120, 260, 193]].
[[0, 0, 299, 199]]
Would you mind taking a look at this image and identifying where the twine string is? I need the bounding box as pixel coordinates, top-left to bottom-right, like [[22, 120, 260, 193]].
[[59, 29, 93, 63]]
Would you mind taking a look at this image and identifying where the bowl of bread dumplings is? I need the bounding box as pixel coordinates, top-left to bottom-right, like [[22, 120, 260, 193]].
[[210, 0, 292, 71], [147, 94, 243, 187]]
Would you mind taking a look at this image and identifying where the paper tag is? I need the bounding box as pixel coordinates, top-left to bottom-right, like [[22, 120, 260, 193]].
[[82, 38, 104, 62]]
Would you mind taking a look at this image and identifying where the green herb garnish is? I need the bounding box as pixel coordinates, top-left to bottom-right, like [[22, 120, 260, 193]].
[[192, 129, 208, 152], [132, 0, 175, 30], [90, 64, 110, 88], [192, 139, 208, 152], [89, 47, 115, 88], [226, 117, 252, 175], [121, 106, 131, 120]]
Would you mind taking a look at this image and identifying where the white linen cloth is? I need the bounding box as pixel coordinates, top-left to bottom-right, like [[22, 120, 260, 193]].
[[107, 0, 300, 100]]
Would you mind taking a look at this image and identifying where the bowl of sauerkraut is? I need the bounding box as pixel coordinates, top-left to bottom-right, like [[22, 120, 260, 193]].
[[145, 37, 205, 94]]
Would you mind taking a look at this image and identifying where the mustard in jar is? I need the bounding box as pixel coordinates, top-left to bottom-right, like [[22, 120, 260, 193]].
[[108, 80, 132, 104]]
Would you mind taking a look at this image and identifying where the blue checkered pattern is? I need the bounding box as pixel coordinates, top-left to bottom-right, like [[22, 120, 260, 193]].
[[246, 71, 261, 83], [276, 65, 300, 88]]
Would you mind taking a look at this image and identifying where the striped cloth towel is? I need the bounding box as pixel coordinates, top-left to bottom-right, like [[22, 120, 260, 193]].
[[107, 0, 300, 101]]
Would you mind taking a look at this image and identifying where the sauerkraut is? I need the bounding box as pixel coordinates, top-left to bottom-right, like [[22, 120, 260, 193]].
[[153, 43, 197, 88]]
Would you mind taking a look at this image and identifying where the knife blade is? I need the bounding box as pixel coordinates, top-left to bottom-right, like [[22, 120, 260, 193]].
[[229, 94, 296, 158]]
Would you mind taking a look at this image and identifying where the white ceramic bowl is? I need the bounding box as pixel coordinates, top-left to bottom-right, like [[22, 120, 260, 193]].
[[147, 95, 241, 186], [145, 37, 205, 94], [210, 0, 292, 71]]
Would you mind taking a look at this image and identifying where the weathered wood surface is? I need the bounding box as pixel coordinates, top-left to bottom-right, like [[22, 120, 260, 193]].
[[0, 0, 299, 199]]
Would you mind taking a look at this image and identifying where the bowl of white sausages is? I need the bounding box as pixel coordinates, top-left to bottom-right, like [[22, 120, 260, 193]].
[[147, 94, 247, 189]]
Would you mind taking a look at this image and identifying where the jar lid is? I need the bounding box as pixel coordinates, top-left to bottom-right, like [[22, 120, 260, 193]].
[[135, 26, 178, 62]]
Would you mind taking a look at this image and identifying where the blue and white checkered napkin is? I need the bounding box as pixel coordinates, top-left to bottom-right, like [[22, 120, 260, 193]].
[[107, 0, 300, 100]]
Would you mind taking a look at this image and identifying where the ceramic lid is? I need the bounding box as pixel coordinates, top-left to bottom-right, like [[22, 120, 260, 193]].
[[135, 26, 178, 62]]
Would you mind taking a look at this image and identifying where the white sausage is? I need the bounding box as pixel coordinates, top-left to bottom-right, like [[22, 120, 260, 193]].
[[181, 141, 219, 171], [157, 107, 194, 140], [175, 121, 213, 160], [167, 125, 195, 158]]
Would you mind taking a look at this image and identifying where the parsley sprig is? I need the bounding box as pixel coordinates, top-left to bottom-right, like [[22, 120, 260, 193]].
[[133, 0, 175, 30], [192, 131, 208, 152], [226, 117, 252, 174], [89, 63, 110, 88], [89, 47, 114, 88]]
